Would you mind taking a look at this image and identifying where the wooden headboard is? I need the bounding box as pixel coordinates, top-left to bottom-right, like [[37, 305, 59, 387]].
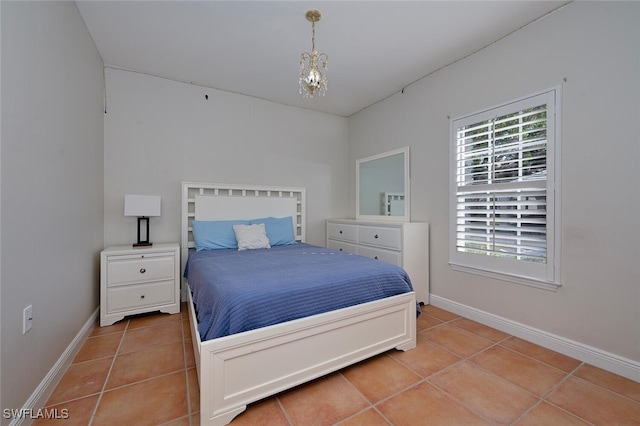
[[181, 182, 306, 275]]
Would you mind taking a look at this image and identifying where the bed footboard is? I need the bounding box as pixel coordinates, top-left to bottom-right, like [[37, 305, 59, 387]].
[[187, 286, 416, 426]]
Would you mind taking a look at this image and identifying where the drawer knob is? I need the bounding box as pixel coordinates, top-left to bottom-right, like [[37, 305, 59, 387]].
[[139, 268, 146, 274], [339, 248, 343, 251], [374, 234, 379, 239], [374, 256, 379, 260], [339, 230, 343, 234], [140, 294, 145, 299]]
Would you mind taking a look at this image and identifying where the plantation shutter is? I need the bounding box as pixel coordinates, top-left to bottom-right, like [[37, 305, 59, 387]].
[[450, 89, 558, 286]]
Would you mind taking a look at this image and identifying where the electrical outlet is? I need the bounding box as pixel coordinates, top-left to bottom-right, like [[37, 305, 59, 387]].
[[23, 305, 33, 334]]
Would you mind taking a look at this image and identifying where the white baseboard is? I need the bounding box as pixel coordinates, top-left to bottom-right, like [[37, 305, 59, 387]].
[[430, 295, 640, 383], [10, 308, 99, 426]]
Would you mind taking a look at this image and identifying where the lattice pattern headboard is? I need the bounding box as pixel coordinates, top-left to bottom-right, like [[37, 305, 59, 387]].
[[181, 182, 306, 276]]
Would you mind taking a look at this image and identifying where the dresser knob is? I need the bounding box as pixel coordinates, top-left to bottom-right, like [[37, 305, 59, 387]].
[[374, 256, 379, 260], [139, 268, 146, 274], [339, 248, 343, 251], [374, 234, 379, 239], [140, 294, 145, 299], [339, 230, 343, 234]]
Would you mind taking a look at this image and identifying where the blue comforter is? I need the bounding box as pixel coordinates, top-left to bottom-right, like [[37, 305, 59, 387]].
[[184, 243, 415, 341]]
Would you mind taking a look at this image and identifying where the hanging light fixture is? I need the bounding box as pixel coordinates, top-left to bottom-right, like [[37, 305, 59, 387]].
[[299, 10, 328, 97]]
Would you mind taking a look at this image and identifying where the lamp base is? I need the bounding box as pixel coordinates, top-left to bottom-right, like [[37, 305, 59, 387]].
[[134, 217, 153, 247], [133, 242, 153, 248]]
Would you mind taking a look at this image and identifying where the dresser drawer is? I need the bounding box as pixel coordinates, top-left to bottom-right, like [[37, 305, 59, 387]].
[[327, 239, 358, 254], [107, 280, 175, 312], [107, 256, 175, 287], [358, 226, 402, 250], [358, 246, 402, 266], [327, 223, 357, 242]]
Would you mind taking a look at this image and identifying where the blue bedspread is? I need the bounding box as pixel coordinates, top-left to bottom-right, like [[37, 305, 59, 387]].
[[184, 243, 416, 341]]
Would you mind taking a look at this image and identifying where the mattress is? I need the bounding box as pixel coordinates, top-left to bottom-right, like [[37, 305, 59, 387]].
[[184, 243, 416, 341]]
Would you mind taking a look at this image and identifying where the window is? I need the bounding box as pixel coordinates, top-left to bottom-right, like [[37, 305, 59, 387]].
[[449, 88, 560, 289]]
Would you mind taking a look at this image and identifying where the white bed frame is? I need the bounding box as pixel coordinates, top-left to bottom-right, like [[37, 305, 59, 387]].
[[181, 182, 417, 425]]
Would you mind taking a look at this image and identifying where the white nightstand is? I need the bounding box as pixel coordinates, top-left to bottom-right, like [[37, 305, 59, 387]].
[[100, 243, 180, 326]]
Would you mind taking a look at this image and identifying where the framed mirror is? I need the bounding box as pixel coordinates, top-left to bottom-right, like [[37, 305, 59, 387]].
[[356, 146, 410, 222]]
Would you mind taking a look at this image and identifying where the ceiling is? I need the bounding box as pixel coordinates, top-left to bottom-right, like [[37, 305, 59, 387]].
[[76, 1, 570, 117]]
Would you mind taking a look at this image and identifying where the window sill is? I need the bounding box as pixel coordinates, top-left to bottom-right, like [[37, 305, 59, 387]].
[[449, 263, 561, 292]]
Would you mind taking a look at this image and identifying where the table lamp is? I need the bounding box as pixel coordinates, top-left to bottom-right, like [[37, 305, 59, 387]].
[[124, 194, 161, 247]]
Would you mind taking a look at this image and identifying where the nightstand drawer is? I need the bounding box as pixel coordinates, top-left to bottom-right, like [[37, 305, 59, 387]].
[[358, 226, 402, 250], [327, 223, 357, 243], [107, 256, 174, 287], [358, 246, 402, 266], [107, 280, 175, 312]]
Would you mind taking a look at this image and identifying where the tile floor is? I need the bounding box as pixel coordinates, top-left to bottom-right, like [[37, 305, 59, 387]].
[[36, 304, 640, 425]]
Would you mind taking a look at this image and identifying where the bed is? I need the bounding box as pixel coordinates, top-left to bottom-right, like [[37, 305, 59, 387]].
[[181, 182, 417, 426]]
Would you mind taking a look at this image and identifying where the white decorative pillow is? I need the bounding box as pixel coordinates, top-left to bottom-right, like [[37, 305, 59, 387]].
[[233, 223, 271, 251]]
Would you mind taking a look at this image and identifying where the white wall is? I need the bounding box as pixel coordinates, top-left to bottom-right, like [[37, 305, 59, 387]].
[[0, 1, 104, 417], [349, 1, 640, 363], [103, 68, 349, 248]]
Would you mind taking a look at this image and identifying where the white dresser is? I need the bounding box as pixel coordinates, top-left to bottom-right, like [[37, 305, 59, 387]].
[[326, 219, 429, 304], [100, 243, 180, 326]]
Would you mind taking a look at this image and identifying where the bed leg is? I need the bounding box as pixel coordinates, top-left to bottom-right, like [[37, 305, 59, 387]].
[[204, 405, 246, 426]]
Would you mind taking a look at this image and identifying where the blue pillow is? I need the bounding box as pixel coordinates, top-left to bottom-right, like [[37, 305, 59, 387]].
[[192, 220, 249, 251], [250, 216, 296, 246]]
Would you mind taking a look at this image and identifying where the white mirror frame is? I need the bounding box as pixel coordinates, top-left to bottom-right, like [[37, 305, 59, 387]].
[[356, 146, 410, 222]]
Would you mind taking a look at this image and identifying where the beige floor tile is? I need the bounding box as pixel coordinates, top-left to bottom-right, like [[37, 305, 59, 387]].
[[106, 341, 185, 389], [450, 317, 511, 342], [127, 311, 182, 329], [186, 367, 200, 414], [89, 320, 128, 337], [92, 371, 188, 425], [421, 305, 461, 322], [574, 364, 640, 403], [42, 307, 640, 426], [470, 345, 568, 396], [228, 398, 289, 425], [119, 320, 183, 353], [391, 335, 461, 378], [514, 401, 590, 425], [181, 302, 191, 319], [184, 338, 196, 369], [278, 373, 368, 425], [430, 361, 538, 425], [416, 311, 443, 331], [34, 395, 99, 426], [546, 376, 640, 424], [73, 333, 122, 363], [500, 337, 582, 373], [182, 318, 192, 340], [46, 358, 112, 406], [342, 353, 421, 403], [338, 408, 390, 426], [162, 416, 191, 425], [378, 381, 489, 426], [422, 323, 494, 358]]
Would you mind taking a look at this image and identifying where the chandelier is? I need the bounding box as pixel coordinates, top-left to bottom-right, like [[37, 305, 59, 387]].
[[299, 10, 328, 97]]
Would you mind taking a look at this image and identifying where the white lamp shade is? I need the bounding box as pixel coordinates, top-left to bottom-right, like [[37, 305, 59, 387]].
[[124, 195, 161, 217]]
